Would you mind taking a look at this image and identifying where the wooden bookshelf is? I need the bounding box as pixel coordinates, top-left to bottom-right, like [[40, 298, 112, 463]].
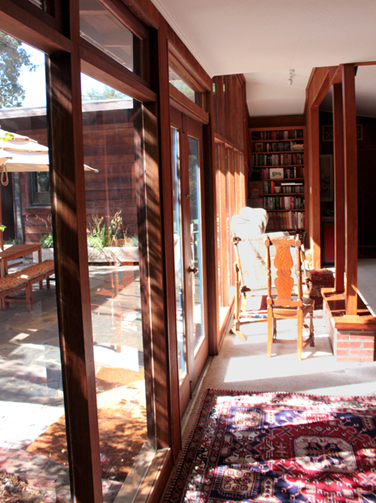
[[249, 126, 306, 232]]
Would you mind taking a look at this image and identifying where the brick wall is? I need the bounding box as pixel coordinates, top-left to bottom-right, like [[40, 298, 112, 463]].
[[326, 309, 376, 362]]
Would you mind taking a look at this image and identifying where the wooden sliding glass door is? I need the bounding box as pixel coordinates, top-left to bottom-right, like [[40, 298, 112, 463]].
[[170, 107, 208, 415]]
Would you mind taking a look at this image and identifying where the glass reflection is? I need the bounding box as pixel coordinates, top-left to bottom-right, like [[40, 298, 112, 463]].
[[188, 136, 204, 352], [80, 0, 139, 74], [82, 80, 148, 485], [0, 37, 69, 499], [171, 127, 186, 380]]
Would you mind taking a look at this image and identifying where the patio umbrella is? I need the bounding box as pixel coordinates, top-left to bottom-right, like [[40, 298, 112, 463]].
[[0, 128, 98, 248], [0, 128, 98, 184]]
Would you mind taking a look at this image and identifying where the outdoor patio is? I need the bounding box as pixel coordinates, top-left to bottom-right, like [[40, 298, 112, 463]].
[[0, 257, 146, 501]]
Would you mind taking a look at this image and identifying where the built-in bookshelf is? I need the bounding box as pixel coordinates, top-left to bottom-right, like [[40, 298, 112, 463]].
[[249, 126, 306, 232]]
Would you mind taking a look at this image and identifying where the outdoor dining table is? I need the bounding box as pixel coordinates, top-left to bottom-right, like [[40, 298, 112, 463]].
[[0, 243, 42, 281]]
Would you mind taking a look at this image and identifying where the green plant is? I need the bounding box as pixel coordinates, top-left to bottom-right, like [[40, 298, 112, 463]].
[[87, 215, 112, 249], [0, 224, 5, 232], [40, 232, 53, 248], [124, 235, 138, 247]]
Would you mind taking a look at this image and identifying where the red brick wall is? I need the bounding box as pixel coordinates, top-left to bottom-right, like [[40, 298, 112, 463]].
[[334, 330, 375, 363]]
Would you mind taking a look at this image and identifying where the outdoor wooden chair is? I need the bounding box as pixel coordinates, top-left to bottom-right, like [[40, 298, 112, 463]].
[[265, 234, 314, 360]]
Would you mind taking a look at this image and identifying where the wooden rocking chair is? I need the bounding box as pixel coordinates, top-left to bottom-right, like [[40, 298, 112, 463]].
[[265, 234, 314, 360]]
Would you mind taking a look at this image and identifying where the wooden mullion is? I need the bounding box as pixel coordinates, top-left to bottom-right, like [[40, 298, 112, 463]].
[[167, 33, 212, 91], [169, 84, 209, 124], [219, 143, 228, 307], [0, 0, 61, 30], [342, 64, 358, 315], [332, 83, 345, 293], [307, 107, 321, 268], [0, 0, 72, 53], [99, 0, 149, 39], [47, 50, 103, 503], [169, 51, 205, 93], [150, 24, 181, 458], [226, 147, 236, 286], [79, 38, 156, 103], [203, 90, 219, 355]]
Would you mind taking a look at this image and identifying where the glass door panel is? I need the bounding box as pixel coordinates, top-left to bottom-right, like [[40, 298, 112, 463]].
[[188, 137, 204, 354], [170, 108, 208, 416], [171, 127, 187, 381]]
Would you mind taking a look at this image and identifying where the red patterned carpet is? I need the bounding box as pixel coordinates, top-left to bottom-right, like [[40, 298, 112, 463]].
[[165, 389, 376, 502]]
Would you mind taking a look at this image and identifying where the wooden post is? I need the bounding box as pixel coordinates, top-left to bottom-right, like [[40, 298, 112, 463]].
[[203, 88, 220, 355], [332, 83, 345, 292], [342, 64, 358, 315], [46, 50, 103, 503], [307, 106, 321, 269]]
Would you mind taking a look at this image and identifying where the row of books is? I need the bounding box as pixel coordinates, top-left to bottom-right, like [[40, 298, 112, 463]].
[[251, 129, 304, 141], [252, 153, 304, 166], [253, 141, 304, 153], [264, 196, 305, 210], [266, 211, 305, 231], [263, 181, 304, 194], [259, 166, 305, 179]]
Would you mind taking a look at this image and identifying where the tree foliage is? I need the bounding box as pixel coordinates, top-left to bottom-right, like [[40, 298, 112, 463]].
[[0, 32, 35, 108]]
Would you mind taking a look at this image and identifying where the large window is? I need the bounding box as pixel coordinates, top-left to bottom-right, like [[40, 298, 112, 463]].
[[82, 82, 151, 484], [80, 0, 146, 78]]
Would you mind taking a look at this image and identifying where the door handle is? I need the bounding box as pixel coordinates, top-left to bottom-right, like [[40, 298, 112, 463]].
[[188, 265, 198, 274]]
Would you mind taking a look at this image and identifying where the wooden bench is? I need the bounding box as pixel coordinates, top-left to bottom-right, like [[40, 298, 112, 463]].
[[15, 260, 55, 310], [0, 260, 55, 311], [0, 273, 30, 310]]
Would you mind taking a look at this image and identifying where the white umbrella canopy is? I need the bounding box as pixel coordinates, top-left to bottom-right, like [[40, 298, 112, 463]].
[[0, 128, 98, 181]]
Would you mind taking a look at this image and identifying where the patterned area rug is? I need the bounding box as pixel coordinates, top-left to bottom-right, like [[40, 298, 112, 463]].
[[165, 389, 376, 502]]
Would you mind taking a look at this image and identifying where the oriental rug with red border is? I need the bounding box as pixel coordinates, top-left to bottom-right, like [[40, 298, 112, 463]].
[[165, 389, 376, 502]]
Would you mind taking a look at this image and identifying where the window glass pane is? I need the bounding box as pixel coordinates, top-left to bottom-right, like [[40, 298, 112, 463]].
[[82, 77, 151, 487], [188, 136, 204, 353], [169, 66, 196, 103], [0, 35, 70, 499], [80, 0, 141, 75], [171, 127, 187, 380]]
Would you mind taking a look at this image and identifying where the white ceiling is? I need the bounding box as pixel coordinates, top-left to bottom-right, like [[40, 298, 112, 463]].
[[151, 0, 376, 117]]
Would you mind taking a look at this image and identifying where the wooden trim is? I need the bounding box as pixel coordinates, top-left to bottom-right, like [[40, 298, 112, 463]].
[[79, 39, 156, 103], [216, 76, 226, 139], [307, 106, 321, 268], [225, 76, 234, 143], [214, 134, 244, 153], [203, 90, 219, 355], [1, 0, 62, 31], [167, 35, 212, 91], [120, 0, 160, 29], [151, 26, 182, 457], [99, 0, 149, 39], [342, 64, 358, 315], [0, 0, 73, 54], [323, 290, 376, 330], [169, 51, 205, 93], [332, 83, 345, 292], [169, 84, 209, 124], [218, 143, 229, 306], [47, 50, 102, 503]]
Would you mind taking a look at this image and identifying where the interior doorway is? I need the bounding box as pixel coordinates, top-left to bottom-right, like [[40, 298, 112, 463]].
[[170, 107, 208, 416]]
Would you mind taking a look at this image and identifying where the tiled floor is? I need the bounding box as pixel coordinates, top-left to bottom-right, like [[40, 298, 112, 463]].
[[0, 262, 143, 501]]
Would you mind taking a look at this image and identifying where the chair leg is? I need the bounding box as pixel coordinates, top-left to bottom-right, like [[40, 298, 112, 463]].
[[267, 309, 273, 357], [309, 311, 315, 346], [297, 310, 303, 360]]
